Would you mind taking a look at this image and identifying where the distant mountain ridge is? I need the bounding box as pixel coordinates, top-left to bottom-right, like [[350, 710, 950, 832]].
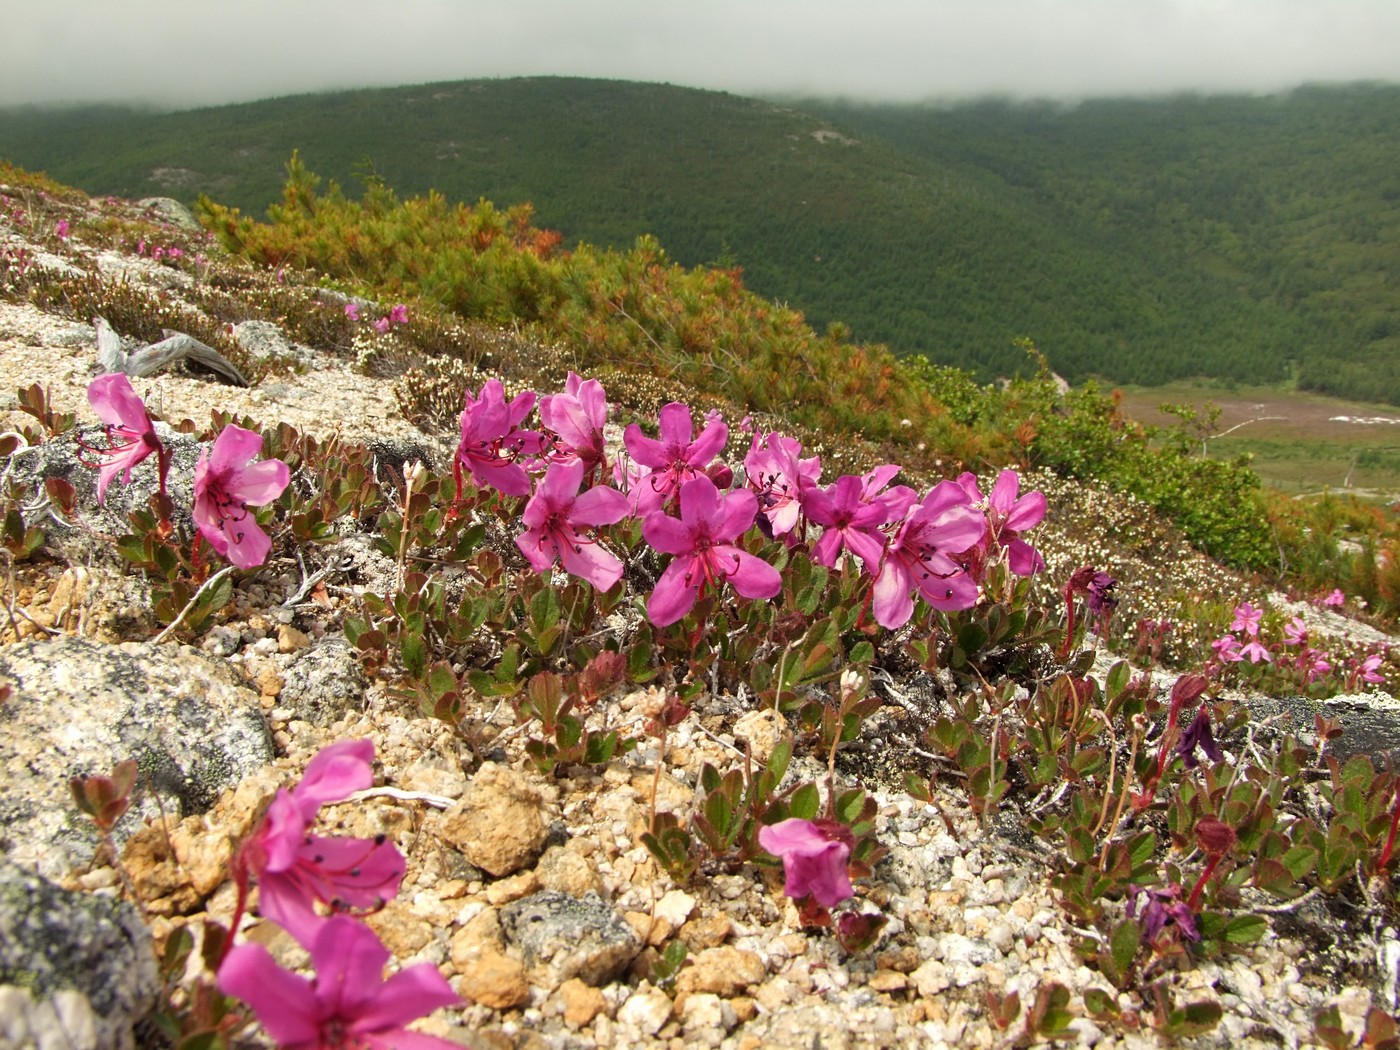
[[2, 76, 1397, 402]]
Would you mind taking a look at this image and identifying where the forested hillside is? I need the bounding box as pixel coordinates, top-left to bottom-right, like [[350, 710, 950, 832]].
[[1, 77, 1396, 400]]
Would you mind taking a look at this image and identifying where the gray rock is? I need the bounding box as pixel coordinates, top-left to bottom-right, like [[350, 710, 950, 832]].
[[1248, 693, 1400, 767], [279, 634, 365, 726], [0, 637, 273, 879], [135, 197, 201, 232], [233, 319, 313, 369], [0, 858, 158, 1050], [500, 890, 641, 990]]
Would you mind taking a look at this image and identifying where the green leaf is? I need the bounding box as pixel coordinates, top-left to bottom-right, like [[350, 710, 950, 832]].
[[1109, 917, 1141, 976], [789, 782, 821, 821], [1223, 913, 1268, 944]]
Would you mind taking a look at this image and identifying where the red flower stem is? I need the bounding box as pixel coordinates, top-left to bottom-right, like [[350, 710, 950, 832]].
[[1187, 852, 1222, 911], [1379, 789, 1400, 871]]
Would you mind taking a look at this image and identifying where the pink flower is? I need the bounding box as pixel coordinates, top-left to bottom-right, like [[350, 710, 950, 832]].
[[54, 219, 70, 240], [1283, 616, 1309, 646], [744, 432, 821, 540], [984, 469, 1047, 576], [85, 373, 169, 503], [540, 371, 609, 478], [870, 481, 984, 629], [622, 402, 728, 515], [516, 460, 630, 591], [804, 465, 911, 573], [235, 740, 406, 947], [1239, 638, 1272, 664], [758, 818, 855, 908], [373, 316, 391, 334], [1323, 588, 1346, 608], [344, 302, 362, 321], [1212, 634, 1244, 663], [453, 379, 544, 498], [1230, 602, 1263, 637], [388, 304, 409, 325], [1356, 653, 1387, 685], [642, 474, 781, 627], [218, 916, 459, 1050], [193, 424, 290, 569]]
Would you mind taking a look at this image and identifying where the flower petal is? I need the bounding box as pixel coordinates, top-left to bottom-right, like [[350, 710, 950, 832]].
[[293, 739, 376, 815], [646, 556, 701, 627], [217, 942, 321, 1045], [350, 962, 459, 1033], [229, 458, 290, 506], [208, 424, 266, 472]]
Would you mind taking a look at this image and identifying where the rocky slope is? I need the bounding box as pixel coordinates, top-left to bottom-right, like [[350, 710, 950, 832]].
[[1, 179, 1398, 1050]]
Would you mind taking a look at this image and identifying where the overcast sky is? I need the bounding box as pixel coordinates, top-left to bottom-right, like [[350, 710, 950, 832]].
[[4, 0, 1399, 110]]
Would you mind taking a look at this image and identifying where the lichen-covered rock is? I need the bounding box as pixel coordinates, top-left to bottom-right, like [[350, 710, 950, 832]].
[[0, 636, 273, 879], [0, 859, 158, 1050], [501, 890, 641, 990], [278, 634, 365, 727]]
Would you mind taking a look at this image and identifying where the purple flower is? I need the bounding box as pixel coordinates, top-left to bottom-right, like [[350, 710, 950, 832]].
[[193, 425, 290, 569], [622, 402, 728, 516], [1323, 588, 1346, 609], [344, 302, 362, 321], [540, 371, 609, 478], [453, 379, 544, 498], [758, 818, 855, 908], [1176, 709, 1224, 769], [54, 219, 70, 240], [373, 316, 391, 334], [237, 740, 407, 947], [388, 303, 409, 325], [1084, 571, 1118, 614], [743, 432, 821, 540], [1126, 883, 1199, 945], [516, 460, 630, 591], [1230, 602, 1263, 637], [805, 473, 895, 573], [642, 474, 781, 627], [218, 916, 459, 1050], [870, 481, 984, 629], [85, 373, 169, 503]]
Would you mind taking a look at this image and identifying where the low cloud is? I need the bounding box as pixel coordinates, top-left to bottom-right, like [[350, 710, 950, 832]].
[[3, 0, 1398, 109]]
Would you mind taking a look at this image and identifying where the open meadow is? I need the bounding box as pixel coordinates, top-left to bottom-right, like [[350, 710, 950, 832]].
[[1116, 382, 1400, 502]]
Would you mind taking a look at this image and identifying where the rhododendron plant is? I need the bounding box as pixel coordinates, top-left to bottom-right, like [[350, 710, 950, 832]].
[[758, 818, 855, 908], [85, 372, 169, 503], [453, 378, 544, 498], [218, 916, 459, 1050], [870, 480, 984, 629], [231, 740, 406, 948], [744, 431, 820, 540], [516, 460, 630, 591], [193, 424, 290, 569], [621, 401, 728, 515], [977, 469, 1047, 576], [642, 474, 781, 626], [539, 371, 609, 479]]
